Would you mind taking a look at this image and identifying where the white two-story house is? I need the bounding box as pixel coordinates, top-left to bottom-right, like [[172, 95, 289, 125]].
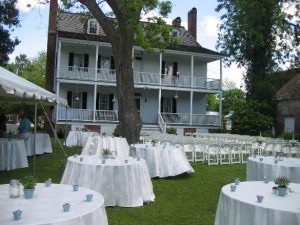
[[46, 3, 223, 135]]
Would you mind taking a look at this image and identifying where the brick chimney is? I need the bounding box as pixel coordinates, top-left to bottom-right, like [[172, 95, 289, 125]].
[[188, 7, 197, 40], [45, 0, 58, 93], [172, 17, 182, 27]]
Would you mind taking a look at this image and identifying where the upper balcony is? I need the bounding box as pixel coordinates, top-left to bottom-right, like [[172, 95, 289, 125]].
[[57, 66, 220, 91]]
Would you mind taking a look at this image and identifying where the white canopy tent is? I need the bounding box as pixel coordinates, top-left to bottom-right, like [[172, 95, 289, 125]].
[[0, 66, 68, 175]]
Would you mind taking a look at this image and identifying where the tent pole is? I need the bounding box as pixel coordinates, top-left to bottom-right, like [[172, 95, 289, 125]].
[[33, 100, 37, 176]]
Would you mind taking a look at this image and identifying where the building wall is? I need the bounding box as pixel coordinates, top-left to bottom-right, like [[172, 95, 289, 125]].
[[276, 99, 300, 135]]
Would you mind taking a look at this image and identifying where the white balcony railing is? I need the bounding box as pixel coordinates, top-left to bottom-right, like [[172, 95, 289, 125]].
[[57, 108, 94, 121], [95, 110, 118, 122], [58, 66, 220, 90], [160, 113, 220, 126]]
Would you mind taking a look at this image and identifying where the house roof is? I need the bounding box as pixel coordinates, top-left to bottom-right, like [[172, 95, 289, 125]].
[[57, 12, 222, 56], [275, 74, 300, 101]]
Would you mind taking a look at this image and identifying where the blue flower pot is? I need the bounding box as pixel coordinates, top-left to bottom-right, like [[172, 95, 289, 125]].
[[23, 188, 34, 199], [277, 187, 287, 197]]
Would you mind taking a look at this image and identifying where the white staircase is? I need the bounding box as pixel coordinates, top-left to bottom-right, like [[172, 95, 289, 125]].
[[140, 124, 162, 136]]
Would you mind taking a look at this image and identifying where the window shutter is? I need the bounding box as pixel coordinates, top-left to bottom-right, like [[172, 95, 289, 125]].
[[68, 53, 74, 70], [109, 94, 114, 110], [161, 61, 165, 74], [172, 98, 177, 113], [173, 62, 178, 75], [96, 93, 99, 110], [82, 92, 87, 109], [67, 91, 72, 107], [84, 54, 89, 68], [161, 97, 164, 112], [110, 56, 115, 70], [97, 55, 101, 69]]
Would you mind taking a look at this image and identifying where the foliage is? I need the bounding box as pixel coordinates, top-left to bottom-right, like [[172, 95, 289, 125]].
[[0, 138, 247, 225], [0, 0, 20, 66], [216, 0, 300, 99], [21, 175, 37, 189], [57, 128, 65, 139], [113, 124, 121, 137], [102, 148, 112, 156], [80, 126, 90, 132], [207, 94, 219, 112], [7, 52, 47, 87], [280, 132, 300, 141], [231, 100, 273, 135], [166, 127, 177, 135], [274, 176, 290, 187], [222, 88, 246, 115]]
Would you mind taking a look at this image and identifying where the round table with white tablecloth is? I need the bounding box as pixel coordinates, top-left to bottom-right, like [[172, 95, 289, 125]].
[[81, 136, 130, 157], [0, 138, 28, 171], [215, 181, 300, 225], [65, 131, 99, 147], [24, 133, 53, 156], [0, 183, 108, 225], [130, 143, 194, 178], [61, 155, 154, 207], [247, 156, 300, 183]]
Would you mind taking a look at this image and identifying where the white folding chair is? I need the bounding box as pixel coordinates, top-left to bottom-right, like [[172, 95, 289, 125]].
[[230, 144, 241, 164], [194, 144, 206, 163], [183, 144, 194, 162], [219, 144, 231, 165], [207, 144, 219, 165]]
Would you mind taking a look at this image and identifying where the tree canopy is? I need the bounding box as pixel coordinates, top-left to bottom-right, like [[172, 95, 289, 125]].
[[0, 0, 20, 66], [216, 0, 299, 99]]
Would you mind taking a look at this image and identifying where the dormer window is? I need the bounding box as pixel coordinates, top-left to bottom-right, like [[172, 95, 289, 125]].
[[87, 19, 99, 35]]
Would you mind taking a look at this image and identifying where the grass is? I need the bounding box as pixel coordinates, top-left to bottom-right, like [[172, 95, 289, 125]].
[[0, 140, 246, 225]]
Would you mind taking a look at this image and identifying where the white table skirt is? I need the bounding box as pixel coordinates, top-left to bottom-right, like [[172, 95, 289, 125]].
[[0, 183, 108, 225], [61, 155, 155, 207], [65, 131, 99, 147], [81, 136, 130, 157], [215, 181, 300, 225], [24, 133, 53, 156], [0, 138, 28, 171], [247, 156, 300, 183], [130, 143, 194, 178]]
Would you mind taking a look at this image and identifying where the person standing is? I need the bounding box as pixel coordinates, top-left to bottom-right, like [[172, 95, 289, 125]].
[[18, 111, 31, 139], [0, 110, 7, 137]]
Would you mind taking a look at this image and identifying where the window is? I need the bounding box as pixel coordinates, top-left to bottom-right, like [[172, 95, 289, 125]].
[[87, 19, 99, 35], [101, 56, 110, 69], [162, 98, 172, 113], [67, 91, 87, 109], [99, 94, 109, 110], [284, 117, 295, 132], [68, 53, 89, 70]]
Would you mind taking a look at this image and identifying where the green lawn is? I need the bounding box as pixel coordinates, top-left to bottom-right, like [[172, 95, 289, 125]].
[[0, 140, 246, 225]]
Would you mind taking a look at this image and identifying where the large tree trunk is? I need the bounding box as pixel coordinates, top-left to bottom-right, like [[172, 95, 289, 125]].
[[112, 40, 142, 144]]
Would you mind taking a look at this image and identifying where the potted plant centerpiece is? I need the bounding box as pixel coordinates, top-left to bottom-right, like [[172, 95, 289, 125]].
[[102, 148, 112, 159], [274, 176, 290, 197], [21, 175, 37, 199]]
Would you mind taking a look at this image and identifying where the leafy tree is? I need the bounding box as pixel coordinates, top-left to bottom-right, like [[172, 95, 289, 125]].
[[216, 0, 299, 99], [207, 94, 219, 112], [222, 88, 245, 115], [0, 0, 20, 66], [231, 100, 273, 135], [61, 0, 176, 144]]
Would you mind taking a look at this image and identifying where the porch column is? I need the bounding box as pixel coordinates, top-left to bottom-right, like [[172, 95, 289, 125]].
[[93, 84, 97, 122], [56, 40, 62, 80], [95, 45, 99, 81], [190, 91, 193, 125], [158, 89, 161, 115], [190, 55, 194, 87], [159, 52, 162, 85], [56, 82, 60, 123], [219, 59, 223, 127]]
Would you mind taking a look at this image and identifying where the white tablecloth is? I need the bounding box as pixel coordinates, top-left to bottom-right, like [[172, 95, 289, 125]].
[[82, 136, 130, 157], [65, 131, 99, 147], [130, 143, 194, 178], [0, 138, 28, 171], [24, 133, 53, 156], [247, 156, 300, 183], [61, 155, 155, 207], [0, 183, 108, 225], [215, 181, 300, 225]]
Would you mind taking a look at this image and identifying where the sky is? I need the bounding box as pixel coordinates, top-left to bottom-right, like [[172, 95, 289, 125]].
[[10, 0, 245, 88]]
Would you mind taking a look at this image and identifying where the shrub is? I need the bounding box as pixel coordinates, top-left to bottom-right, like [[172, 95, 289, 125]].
[[113, 125, 121, 137], [280, 132, 300, 140], [166, 127, 177, 135]]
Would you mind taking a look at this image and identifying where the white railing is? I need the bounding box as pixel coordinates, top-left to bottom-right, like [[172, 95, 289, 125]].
[[58, 66, 220, 90], [160, 113, 220, 126], [161, 113, 190, 124], [192, 114, 221, 126], [95, 110, 118, 122], [158, 114, 167, 133], [57, 108, 94, 121]]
